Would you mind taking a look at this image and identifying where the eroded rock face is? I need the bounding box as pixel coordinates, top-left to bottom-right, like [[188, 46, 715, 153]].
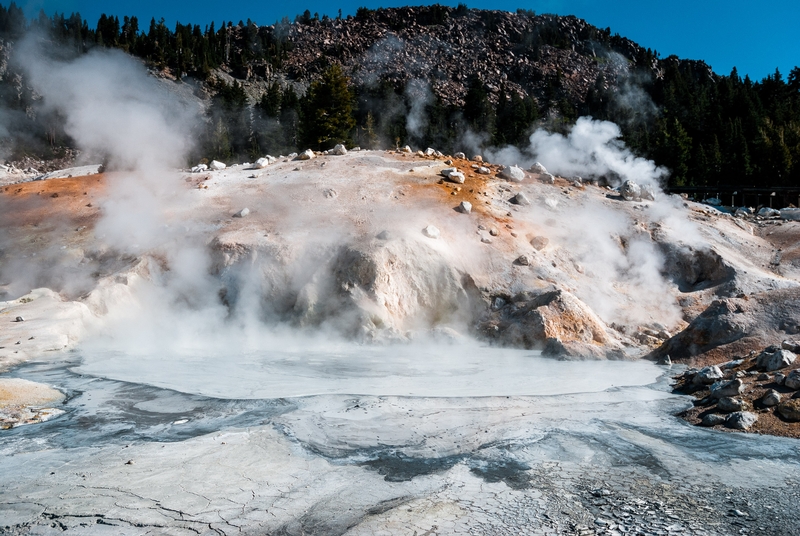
[[478, 288, 624, 359], [659, 244, 733, 292]]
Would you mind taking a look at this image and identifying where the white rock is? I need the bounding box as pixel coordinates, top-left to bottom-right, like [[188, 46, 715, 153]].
[[331, 144, 348, 156], [780, 208, 800, 220], [233, 208, 250, 218], [692, 365, 724, 385], [458, 201, 472, 214], [620, 180, 642, 201], [447, 172, 465, 184], [424, 148, 436, 156], [440, 167, 458, 178], [472, 155, 483, 162], [500, 166, 525, 182], [191, 164, 208, 173], [756, 348, 796, 371], [530, 162, 547, 174], [401, 145, 412, 153], [287, 152, 298, 159], [254, 157, 271, 169], [296, 149, 315, 161], [758, 207, 780, 217], [710, 378, 744, 399], [209, 160, 226, 171], [454, 152, 466, 159], [477, 166, 491, 175], [641, 185, 657, 201], [540, 172, 555, 184], [511, 192, 530, 206], [422, 225, 440, 239]]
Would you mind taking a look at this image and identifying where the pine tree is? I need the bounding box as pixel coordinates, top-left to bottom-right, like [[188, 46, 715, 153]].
[[299, 64, 355, 150]]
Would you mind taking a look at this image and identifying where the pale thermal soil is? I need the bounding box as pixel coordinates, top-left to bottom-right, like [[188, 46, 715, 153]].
[[1, 150, 800, 533], [1, 356, 799, 535]]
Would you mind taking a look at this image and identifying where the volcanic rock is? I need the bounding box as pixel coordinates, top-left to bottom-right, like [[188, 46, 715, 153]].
[[500, 166, 525, 182], [756, 347, 796, 371], [422, 225, 440, 239], [530, 162, 547, 174], [761, 390, 781, 407], [725, 411, 757, 430], [784, 370, 800, 390], [710, 378, 745, 399], [331, 144, 348, 156], [458, 201, 472, 214], [296, 149, 315, 160], [620, 180, 642, 201], [530, 236, 549, 250], [717, 396, 745, 413], [511, 192, 530, 206], [692, 365, 723, 385], [209, 160, 226, 171], [777, 399, 800, 421], [700, 413, 726, 427]]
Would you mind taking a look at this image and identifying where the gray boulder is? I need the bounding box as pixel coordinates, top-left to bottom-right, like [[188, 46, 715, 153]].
[[756, 348, 796, 371], [209, 160, 226, 170], [693, 365, 724, 385], [296, 149, 315, 160], [725, 411, 757, 430], [331, 144, 348, 156], [540, 173, 555, 184], [700, 414, 726, 427], [782, 340, 800, 352], [710, 378, 745, 399], [717, 396, 745, 413], [761, 390, 781, 407], [758, 207, 780, 217], [780, 208, 800, 220], [784, 369, 800, 390]]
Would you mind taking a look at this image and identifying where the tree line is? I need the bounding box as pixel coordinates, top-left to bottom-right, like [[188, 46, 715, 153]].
[[0, 2, 797, 188]]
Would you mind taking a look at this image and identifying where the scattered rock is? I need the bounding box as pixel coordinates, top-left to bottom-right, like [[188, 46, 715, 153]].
[[515, 255, 530, 266], [209, 160, 226, 170], [424, 148, 436, 156], [780, 207, 800, 220], [717, 396, 745, 413], [401, 145, 412, 153], [704, 197, 722, 206], [784, 369, 800, 390], [710, 378, 744, 399], [756, 348, 796, 371], [331, 144, 348, 155], [458, 201, 472, 214], [530, 236, 549, 250], [777, 399, 800, 421], [422, 225, 440, 239], [775, 372, 787, 386], [530, 162, 547, 174], [376, 230, 391, 240], [476, 166, 491, 175], [191, 164, 208, 173], [323, 188, 338, 198], [700, 413, 726, 427], [454, 152, 466, 159], [620, 180, 642, 201], [254, 156, 276, 168], [472, 155, 483, 162], [296, 149, 315, 160], [725, 411, 757, 430], [13, 316, 24, 322], [232, 208, 250, 218], [540, 173, 555, 184], [758, 207, 780, 217], [781, 340, 800, 353], [511, 192, 530, 206], [500, 165, 525, 182], [692, 365, 724, 385], [761, 390, 781, 407]]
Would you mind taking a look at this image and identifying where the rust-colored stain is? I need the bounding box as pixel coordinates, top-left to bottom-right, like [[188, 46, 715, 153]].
[[0, 174, 106, 230]]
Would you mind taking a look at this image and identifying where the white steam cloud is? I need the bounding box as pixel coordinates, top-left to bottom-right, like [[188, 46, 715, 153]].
[[405, 78, 433, 141], [487, 116, 668, 189]]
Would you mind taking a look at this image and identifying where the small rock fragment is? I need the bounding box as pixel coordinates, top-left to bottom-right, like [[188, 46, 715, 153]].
[[458, 201, 472, 214], [511, 192, 530, 206], [209, 160, 226, 170], [761, 390, 781, 407], [376, 230, 390, 240], [784, 369, 800, 390], [530, 236, 549, 250], [710, 378, 744, 399], [717, 396, 745, 413], [232, 208, 250, 218], [330, 144, 347, 155], [515, 255, 530, 266], [14, 316, 24, 322], [700, 413, 725, 427], [777, 399, 800, 421], [296, 149, 315, 160], [422, 225, 440, 239], [530, 162, 547, 174]]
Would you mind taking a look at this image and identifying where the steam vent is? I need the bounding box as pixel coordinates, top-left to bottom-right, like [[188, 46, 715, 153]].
[[1, 3, 800, 535]]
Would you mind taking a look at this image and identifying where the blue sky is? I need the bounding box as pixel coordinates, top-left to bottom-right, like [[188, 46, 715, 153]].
[[16, 0, 799, 81]]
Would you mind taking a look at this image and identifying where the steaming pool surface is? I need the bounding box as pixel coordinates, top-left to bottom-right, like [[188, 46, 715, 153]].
[[4, 345, 800, 535], [74, 344, 660, 398]]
